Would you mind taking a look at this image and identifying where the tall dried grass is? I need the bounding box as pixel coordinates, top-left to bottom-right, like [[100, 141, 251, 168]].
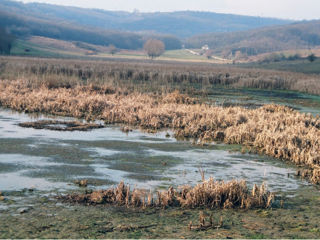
[[63, 178, 274, 209], [0, 79, 319, 183], [1, 56, 320, 94]]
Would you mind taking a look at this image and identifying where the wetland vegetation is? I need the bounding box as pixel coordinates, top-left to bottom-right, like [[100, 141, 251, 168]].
[[1, 56, 320, 94], [62, 178, 273, 209], [0, 56, 320, 238]]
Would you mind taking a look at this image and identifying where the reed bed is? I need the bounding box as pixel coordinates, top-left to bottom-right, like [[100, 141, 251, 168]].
[[1, 56, 320, 95], [0, 78, 319, 183], [62, 178, 274, 209]]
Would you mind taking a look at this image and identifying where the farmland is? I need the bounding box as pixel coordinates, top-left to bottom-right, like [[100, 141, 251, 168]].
[[9, 37, 228, 63]]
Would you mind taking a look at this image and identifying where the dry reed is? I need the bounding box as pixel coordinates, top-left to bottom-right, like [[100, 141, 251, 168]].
[[0, 78, 319, 183], [1, 56, 320, 94], [61, 178, 274, 209]]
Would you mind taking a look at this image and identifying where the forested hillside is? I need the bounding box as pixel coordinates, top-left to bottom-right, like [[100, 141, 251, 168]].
[[0, 10, 181, 50], [2, 0, 320, 56], [0, 0, 291, 38], [186, 20, 320, 57]]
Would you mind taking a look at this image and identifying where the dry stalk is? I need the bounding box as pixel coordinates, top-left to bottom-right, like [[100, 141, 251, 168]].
[[61, 179, 274, 209]]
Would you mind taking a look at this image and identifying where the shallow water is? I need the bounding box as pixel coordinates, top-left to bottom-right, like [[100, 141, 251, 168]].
[[0, 108, 310, 198], [208, 88, 320, 115]]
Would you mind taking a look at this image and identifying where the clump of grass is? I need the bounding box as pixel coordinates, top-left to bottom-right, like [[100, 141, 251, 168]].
[[188, 212, 224, 231], [61, 178, 274, 209], [74, 179, 88, 187], [0, 192, 4, 201]]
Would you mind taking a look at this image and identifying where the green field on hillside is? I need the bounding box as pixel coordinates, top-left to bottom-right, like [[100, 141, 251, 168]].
[[10, 40, 64, 58], [9, 39, 224, 63], [242, 59, 320, 74]]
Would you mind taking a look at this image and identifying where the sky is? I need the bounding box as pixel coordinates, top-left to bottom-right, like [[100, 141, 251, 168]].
[[18, 0, 320, 20]]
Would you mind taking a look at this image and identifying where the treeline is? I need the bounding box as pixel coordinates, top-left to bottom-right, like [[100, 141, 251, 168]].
[[186, 20, 320, 57], [259, 52, 317, 63], [0, 28, 15, 54], [0, 10, 181, 50]]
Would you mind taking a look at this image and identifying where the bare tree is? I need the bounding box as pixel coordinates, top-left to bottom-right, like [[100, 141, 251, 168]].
[[143, 39, 165, 59], [107, 44, 118, 55]]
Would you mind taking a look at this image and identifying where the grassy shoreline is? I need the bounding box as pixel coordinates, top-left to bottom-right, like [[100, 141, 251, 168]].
[[2, 186, 320, 239]]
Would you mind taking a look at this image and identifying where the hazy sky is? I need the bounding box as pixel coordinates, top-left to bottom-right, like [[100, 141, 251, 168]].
[[18, 0, 320, 20]]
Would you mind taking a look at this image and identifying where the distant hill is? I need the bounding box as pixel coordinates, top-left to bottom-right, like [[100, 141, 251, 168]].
[[186, 20, 320, 57], [0, 0, 291, 38], [2, 0, 319, 57], [0, 10, 143, 50], [0, 8, 181, 50]]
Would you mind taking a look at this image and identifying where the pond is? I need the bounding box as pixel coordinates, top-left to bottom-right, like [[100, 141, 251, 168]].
[[1, 105, 320, 238], [0, 108, 310, 195]]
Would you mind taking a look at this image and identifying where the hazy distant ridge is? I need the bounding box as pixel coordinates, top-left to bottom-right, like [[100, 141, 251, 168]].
[[0, 0, 291, 38], [186, 20, 320, 56], [2, 0, 320, 55]]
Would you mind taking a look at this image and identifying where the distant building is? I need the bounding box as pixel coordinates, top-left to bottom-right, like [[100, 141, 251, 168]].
[[201, 45, 209, 50]]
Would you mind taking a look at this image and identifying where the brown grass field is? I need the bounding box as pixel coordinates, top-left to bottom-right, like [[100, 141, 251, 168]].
[[1, 56, 320, 94]]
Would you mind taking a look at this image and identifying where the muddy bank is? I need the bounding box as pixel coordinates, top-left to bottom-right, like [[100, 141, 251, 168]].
[[19, 120, 104, 131], [0, 186, 320, 238]]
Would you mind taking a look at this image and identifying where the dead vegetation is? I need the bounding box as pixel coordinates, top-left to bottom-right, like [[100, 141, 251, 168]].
[[61, 178, 274, 209], [74, 179, 88, 187], [1, 56, 320, 95], [188, 211, 224, 231], [18, 120, 103, 131], [0, 192, 4, 201], [0, 56, 320, 184], [113, 224, 157, 232], [0, 78, 319, 183]]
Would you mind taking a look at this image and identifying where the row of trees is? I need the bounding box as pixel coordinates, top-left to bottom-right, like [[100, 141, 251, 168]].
[[260, 52, 317, 64]]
